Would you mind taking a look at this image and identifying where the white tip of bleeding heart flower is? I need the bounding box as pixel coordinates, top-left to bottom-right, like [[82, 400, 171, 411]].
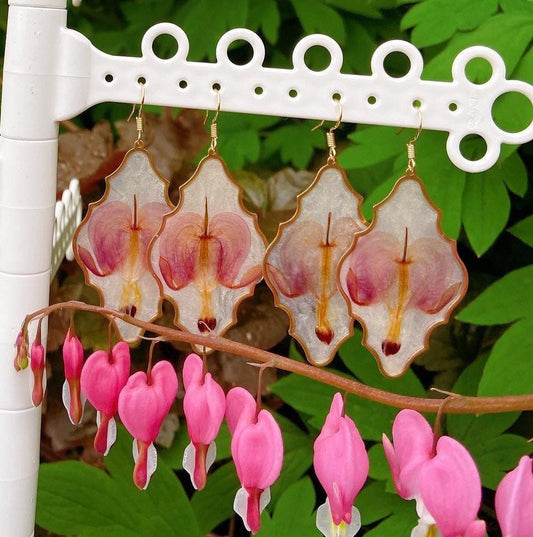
[[233, 486, 271, 533], [182, 441, 216, 490], [316, 500, 361, 537], [96, 412, 117, 456]]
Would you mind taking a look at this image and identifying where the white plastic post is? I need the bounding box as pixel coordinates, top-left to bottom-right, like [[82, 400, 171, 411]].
[[0, 1, 67, 535]]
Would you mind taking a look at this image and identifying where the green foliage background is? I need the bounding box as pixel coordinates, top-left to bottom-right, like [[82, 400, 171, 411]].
[[2, 0, 531, 536]]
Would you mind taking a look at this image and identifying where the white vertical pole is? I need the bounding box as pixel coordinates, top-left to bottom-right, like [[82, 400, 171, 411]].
[[0, 1, 66, 535]]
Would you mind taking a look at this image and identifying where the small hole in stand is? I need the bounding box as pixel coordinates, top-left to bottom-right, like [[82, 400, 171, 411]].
[[289, 89, 298, 98], [368, 95, 377, 105], [138, 76, 147, 85], [449, 102, 458, 112], [255, 86, 264, 95], [412, 99, 422, 108], [332, 92, 342, 102], [212, 83, 221, 91], [178, 80, 188, 89], [105, 74, 114, 83], [459, 134, 488, 161]]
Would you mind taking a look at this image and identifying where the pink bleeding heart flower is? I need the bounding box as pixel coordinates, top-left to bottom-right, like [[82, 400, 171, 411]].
[[30, 336, 45, 407], [313, 393, 369, 537], [226, 387, 283, 534], [62, 328, 85, 425], [417, 436, 486, 537], [118, 360, 178, 490], [495, 455, 533, 537], [14, 330, 29, 371], [382, 409, 434, 501], [182, 353, 225, 490], [80, 341, 131, 455], [384, 410, 485, 537]]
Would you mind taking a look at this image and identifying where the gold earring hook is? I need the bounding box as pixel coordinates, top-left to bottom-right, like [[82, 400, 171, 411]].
[[205, 87, 221, 155], [406, 105, 422, 174], [311, 98, 343, 165], [127, 82, 146, 147]]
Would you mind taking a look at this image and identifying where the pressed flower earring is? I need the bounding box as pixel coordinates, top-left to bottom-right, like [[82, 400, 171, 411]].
[[264, 99, 367, 366], [73, 82, 173, 343], [339, 108, 468, 377], [150, 87, 267, 346]]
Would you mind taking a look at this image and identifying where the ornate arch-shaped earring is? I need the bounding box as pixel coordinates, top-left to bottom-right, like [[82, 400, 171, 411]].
[[264, 99, 368, 366], [339, 107, 469, 377], [73, 82, 173, 343], [149, 86, 267, 349]]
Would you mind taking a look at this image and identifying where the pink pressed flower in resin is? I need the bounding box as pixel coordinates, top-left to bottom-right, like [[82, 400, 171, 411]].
[[313, 393, 368, 537], [226, 387, 283, 534], [340, 176, 467, 377], [75, 148, 172, 342], [80, 341, 131, 455], [118, 360, 178, 489], [151, 156, 266, 343], [182, 353, 226, 490], [495, 455, 533, 537], [265, 165, 366, 366]]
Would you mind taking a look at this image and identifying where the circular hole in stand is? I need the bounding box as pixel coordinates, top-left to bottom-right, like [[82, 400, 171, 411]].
[[449, 102, 458, 112], [226, 40, 255, 66], [138, 76, 147, 85], [152, 33, 179, 60], [105, 73, 114, 83], [383, 51, 411, 78], [465, 57, 493, 84], [368, 95, 377, 105], [459, 133, 488, 161], [303, 45, 333, 72], [255, 86, 264, 95], [412, 99, 422, 108], [289, 89, 298, 98], [212, 83, 221, 91], [332, 92, 342, 102], [178, 80, 188, 89]]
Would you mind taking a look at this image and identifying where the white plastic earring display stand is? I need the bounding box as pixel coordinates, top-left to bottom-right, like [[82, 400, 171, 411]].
[[0, 1, 532, 535]]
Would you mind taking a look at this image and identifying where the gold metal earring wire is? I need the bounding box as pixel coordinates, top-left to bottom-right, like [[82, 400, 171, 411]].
[[406, 105, 423, 175], [312, 98, 343, 165], [204, 87, 221, 155], [127, 82, 146, 148]]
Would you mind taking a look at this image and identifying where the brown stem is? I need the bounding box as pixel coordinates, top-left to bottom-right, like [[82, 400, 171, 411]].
[[21, 301, 533, 415]]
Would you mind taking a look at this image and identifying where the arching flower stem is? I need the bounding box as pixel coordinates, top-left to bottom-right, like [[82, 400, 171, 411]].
[[18, 300, 533, 415]]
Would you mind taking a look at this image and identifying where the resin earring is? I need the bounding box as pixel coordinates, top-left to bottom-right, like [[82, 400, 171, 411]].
[[339, 108, 468, 377], [149, 87, 267, 344], [264, 100, 367, 366], [73, 83, 173, 343]]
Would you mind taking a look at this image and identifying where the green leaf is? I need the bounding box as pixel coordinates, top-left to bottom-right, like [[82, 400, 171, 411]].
[[37, 427, 200, 537], [247, 0, 281, 44], [174, 0, 249, 61], [256, 478, 320, 537], [414, 131, 466, 239], [357, 480, 408, 525], [262, 124, 324, 169], [340, 126, 403, 169], [342, 19, 377, 75], [509, 214, 533, 247], [479, 318, 533, 396], [456, 265, 533, 324], [501, 152, 528, 197], [339, 329, 426, 397], [362, 499, 418, 537], [191, 462, 240, 535], [424, 13, 533, 81], [401, 0, 498, 48], [462, 166, 511, 256], [289, 0, 346, 44]]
